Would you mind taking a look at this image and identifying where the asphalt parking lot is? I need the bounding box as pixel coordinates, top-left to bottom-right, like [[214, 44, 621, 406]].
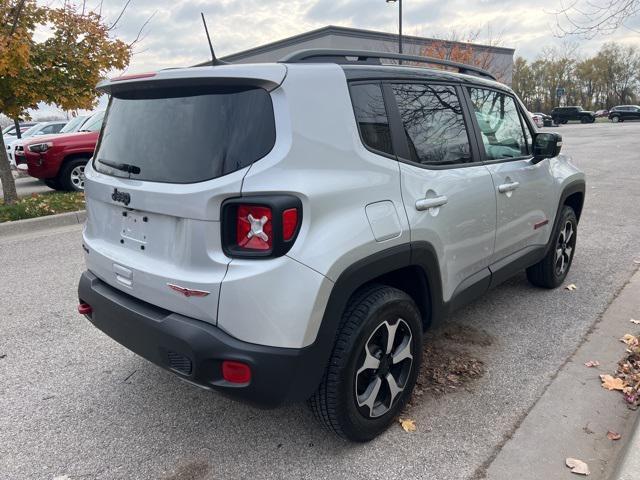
[[1, 121, 639, 480]]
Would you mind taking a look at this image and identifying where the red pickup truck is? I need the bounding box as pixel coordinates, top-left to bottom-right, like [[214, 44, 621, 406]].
[[18, 111, 104, 191]]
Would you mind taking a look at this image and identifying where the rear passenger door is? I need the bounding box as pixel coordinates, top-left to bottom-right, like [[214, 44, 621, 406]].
[[465, 86, 556, 264], [387, 82, 497, 303]]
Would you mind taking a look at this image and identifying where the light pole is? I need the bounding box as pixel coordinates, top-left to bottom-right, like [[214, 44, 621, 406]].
[[386, 0, 402, 55]]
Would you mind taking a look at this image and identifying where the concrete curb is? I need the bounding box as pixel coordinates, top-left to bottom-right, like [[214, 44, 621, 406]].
[[612, 407, 640, 479], [0, 210, 86, 237]]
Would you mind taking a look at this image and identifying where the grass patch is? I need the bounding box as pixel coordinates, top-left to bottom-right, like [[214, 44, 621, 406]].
[[0, 191, 85, 223]]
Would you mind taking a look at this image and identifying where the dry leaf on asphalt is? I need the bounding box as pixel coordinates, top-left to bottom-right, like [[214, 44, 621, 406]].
[[621, 334, 637, 346], [566, 457, 590, 475], [565, 284, 577, 291], [630, 319, 640, 325], [600, 374, 626, 391], [584, 360, 600, 368], [607, 431, 622, 441], [399, 418, 416, 433], [633, 258, 640, 265]]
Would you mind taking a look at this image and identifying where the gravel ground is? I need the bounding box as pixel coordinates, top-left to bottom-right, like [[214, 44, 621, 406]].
[[1, 121, 639, 480]]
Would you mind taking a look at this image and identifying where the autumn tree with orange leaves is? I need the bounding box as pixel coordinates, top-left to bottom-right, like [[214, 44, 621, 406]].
[[0, 0, 133, 204]]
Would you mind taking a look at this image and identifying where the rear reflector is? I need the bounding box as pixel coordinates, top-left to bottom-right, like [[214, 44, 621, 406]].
[[78, 302, 92, 315], [222, 360, 252, 384], [282, 208, 299, 241]]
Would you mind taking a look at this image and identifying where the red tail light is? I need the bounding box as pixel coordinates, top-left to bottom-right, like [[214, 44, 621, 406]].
[[236, 205, 273, 251], [222, 360, 252, 384], [222, 196, 302, 258]]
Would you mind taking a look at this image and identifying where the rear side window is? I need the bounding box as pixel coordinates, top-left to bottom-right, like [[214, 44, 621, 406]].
[[392, 83, 472, 166], [94, 86, 275, 184], [350, 83, 393, 156]]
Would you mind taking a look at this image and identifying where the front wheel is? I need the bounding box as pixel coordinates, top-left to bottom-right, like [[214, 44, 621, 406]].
[[611, 116, 621, 123], [309, 285, 423, 442], [527, 206, 578, 288]]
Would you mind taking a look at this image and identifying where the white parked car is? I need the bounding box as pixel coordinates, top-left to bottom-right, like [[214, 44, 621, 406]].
[[7, 120, 67, 166], [530, 112, 544, 128], [77, 50, 585, 442]]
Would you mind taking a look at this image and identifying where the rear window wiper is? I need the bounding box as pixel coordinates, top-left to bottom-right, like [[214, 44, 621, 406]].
[[98, 158, 141, 174]]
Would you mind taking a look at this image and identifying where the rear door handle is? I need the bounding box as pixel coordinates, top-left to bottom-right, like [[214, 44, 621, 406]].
[[415, 195, 448, 211], [498, 181, 520, 193]]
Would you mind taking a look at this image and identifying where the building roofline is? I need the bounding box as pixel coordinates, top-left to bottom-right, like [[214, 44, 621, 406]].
[[221, 25, 515, 62]]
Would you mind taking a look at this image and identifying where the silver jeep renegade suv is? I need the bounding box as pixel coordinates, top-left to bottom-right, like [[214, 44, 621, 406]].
[[77, 50, 585, 442]]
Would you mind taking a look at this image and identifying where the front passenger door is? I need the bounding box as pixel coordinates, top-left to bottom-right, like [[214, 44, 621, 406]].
[[466, 87, 557, 264]]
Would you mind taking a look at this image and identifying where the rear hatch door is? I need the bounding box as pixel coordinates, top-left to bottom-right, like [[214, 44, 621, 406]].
[[83, 65, 285, 324]]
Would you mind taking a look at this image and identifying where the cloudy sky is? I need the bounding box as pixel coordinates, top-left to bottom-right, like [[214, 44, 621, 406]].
[[27, 0, 640, 118], [100, 0, 640, 72]]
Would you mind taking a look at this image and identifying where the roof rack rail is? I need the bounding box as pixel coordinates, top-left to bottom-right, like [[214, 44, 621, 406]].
[[280, 49, 497, 81]]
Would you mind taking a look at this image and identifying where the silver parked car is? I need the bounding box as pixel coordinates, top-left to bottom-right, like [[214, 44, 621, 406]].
[[77, 50, 585, 442]]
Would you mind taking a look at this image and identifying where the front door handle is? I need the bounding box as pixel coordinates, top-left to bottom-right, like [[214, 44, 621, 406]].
[[498, 181, 520, 194], [415, 195, 448, 211]]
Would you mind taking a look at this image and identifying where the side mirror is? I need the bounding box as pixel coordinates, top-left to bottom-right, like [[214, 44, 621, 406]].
[[532, 132, 562, 163]]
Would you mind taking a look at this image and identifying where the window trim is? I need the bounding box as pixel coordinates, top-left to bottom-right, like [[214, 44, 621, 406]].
[[462, 85, 536, 165], [383, 79, 483, 171], [347, 80, 398, 161]]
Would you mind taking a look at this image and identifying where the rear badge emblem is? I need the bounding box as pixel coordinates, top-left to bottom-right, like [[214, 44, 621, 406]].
[[112, 188, 131, 206], [167, 283, 210, 297]]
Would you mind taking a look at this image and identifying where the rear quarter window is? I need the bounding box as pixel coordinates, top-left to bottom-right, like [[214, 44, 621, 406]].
[[94, 85, 275, 184], [350, 83, 394, 156]]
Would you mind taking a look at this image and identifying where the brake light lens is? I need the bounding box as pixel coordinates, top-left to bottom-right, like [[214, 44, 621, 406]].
[[222, 196, 302, 258], [222, 360, 251, 384], [236, 205, 273, 251]]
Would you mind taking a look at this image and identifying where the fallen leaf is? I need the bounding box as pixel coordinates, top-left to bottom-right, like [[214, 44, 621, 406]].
[[634, 258, 640, 265], [584, 360, 600, 368], [566, 457, 590, 475], [630, 319, 640, 325], [621, 334, 637, 345], [565, 284, 577, 291], [607, 431, 621, 441], [600, 374, 626, 391], [399, 418, 416, 433]]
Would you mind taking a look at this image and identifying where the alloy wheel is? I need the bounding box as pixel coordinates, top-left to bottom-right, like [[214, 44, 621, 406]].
[[70, 165, 85, 190], [554, 220, 575, 277], [355, 318, 413, 418]]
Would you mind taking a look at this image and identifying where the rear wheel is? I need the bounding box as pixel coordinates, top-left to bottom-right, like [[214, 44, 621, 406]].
[[309, 284, 423, 442], [580, 116, 589, 124], [527, 206, 578, 289], [58, 158, 88, 191]]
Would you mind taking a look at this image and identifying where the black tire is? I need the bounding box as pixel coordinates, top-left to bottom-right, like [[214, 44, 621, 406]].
[[526, 206, 578, 289], [309, 284, 423, 442], [580, 116, 589, 124], [561, 119, 568, 124], [43, 179, 61, 190], [58, 157, 88, 191]]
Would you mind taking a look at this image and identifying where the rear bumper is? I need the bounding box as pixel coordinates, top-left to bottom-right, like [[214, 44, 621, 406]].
[[78, 270, 323, 407]]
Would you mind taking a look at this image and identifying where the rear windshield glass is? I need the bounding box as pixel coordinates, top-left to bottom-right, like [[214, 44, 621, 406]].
[[93, 86, 275, 184]]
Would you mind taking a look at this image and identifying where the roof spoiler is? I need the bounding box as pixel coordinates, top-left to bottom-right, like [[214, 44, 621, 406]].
[[279, 49, 497, 81]]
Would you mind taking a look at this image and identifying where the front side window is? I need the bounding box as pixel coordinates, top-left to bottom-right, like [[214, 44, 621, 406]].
[[468, 88, 528, 160], [350, 83, 393, 156], [392, 83, 472, 166]]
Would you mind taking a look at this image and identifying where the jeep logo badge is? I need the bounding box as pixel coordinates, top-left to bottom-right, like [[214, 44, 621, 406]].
[[112, 188, 131, 206]]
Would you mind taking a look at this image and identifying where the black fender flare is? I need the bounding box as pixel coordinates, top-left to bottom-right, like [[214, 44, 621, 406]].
[[294, 242, 444, 401], [545, 179, 585, 255]]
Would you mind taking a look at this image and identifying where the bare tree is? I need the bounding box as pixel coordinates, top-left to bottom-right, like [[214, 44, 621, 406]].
[[554, 0, 640, 38]]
